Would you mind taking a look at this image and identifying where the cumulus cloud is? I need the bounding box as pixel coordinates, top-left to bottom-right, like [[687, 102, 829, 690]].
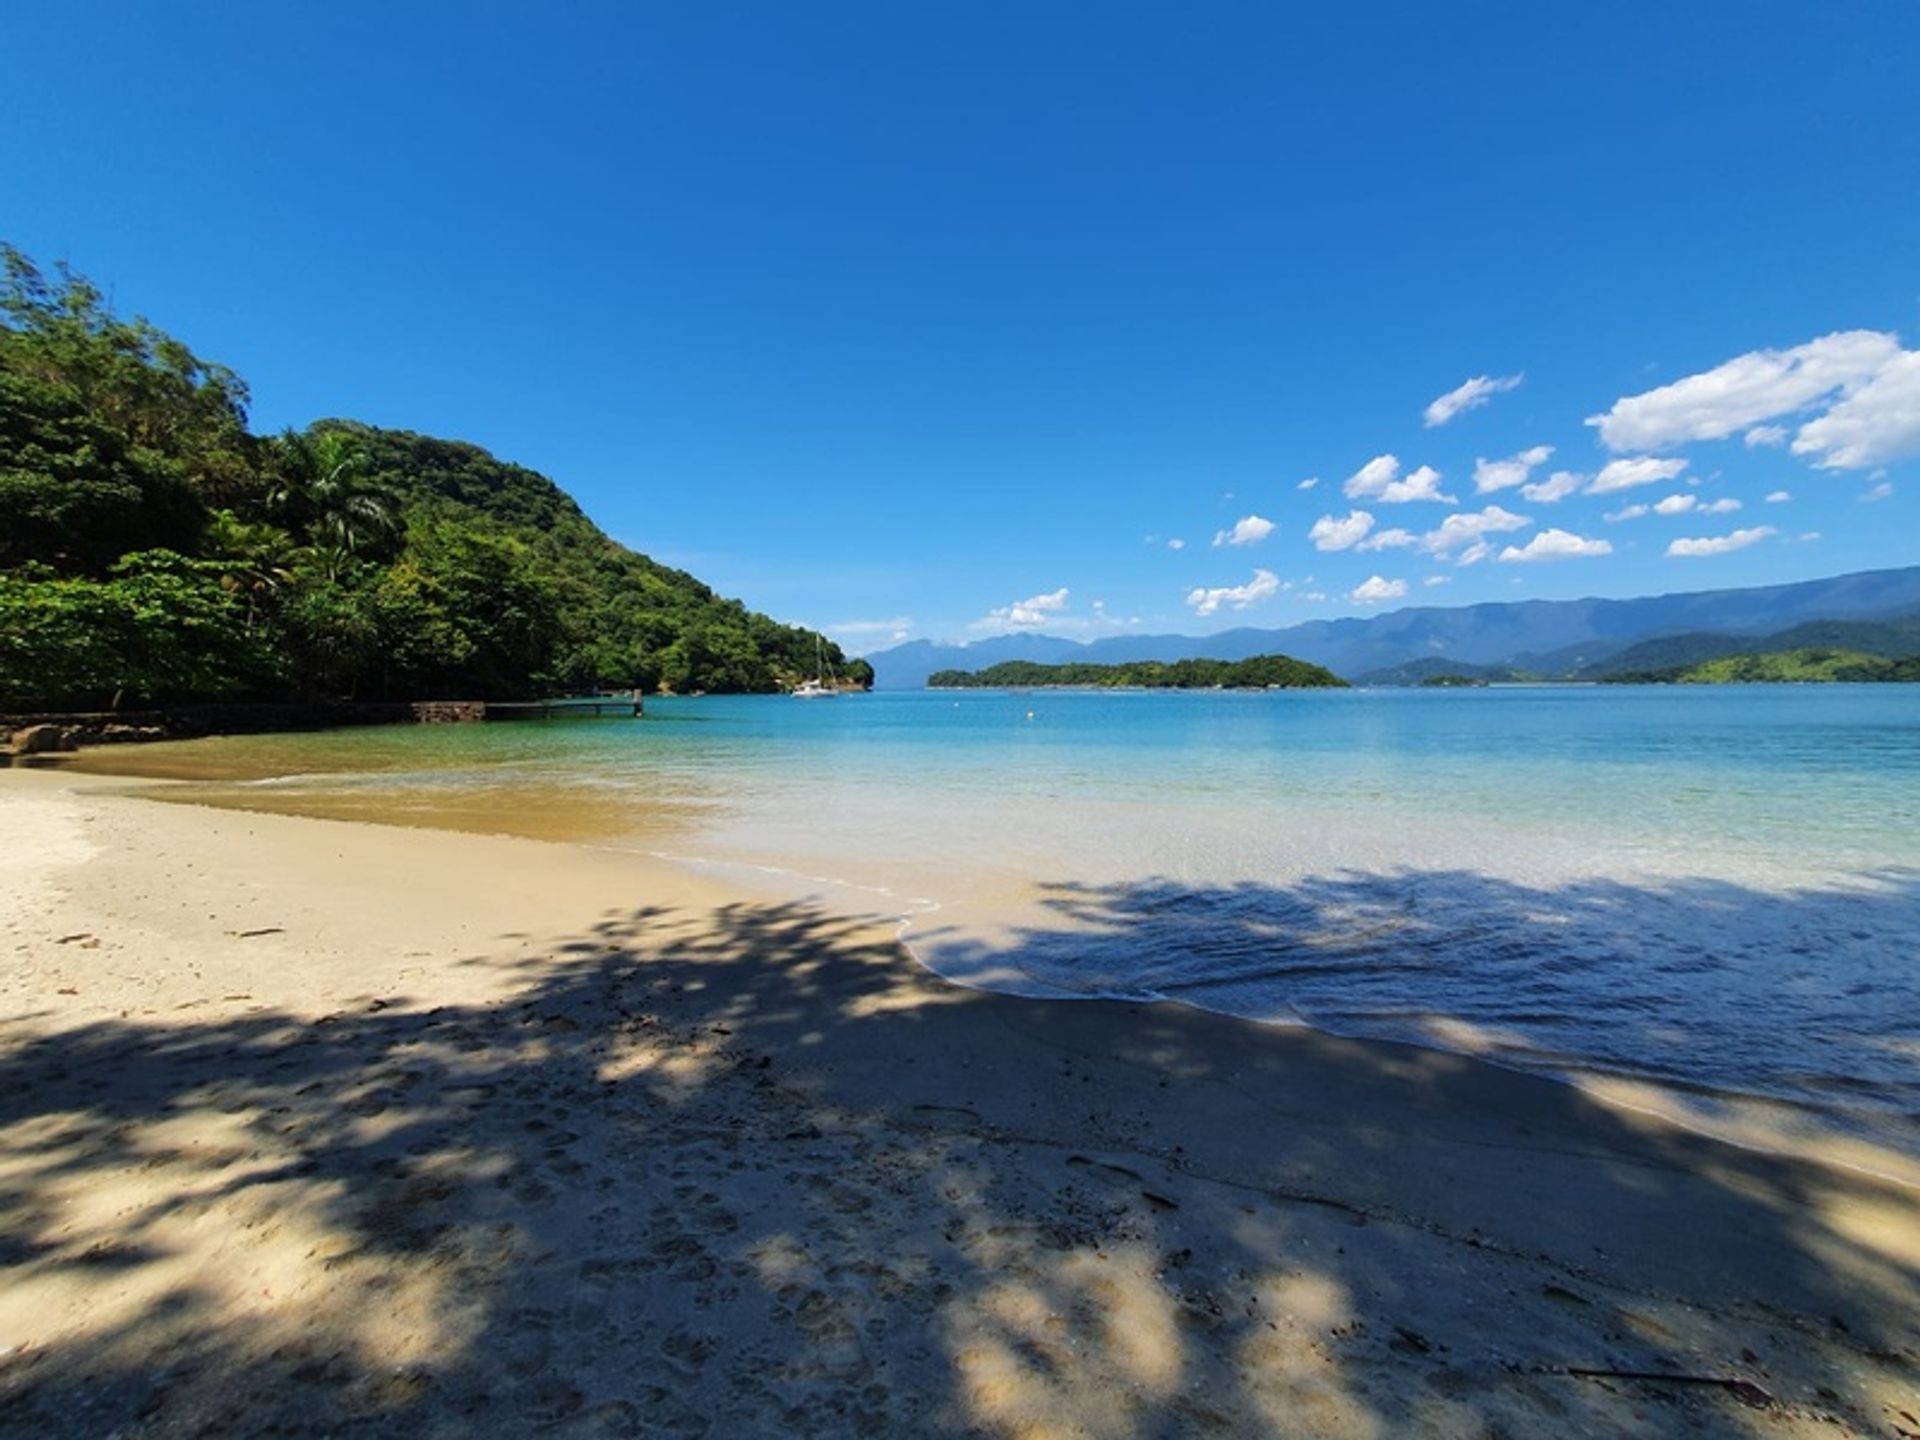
[[1701, 497, 1742, 513], [1604, 504, 1646, 522], [1167, 538, 1185, 550], [1309, 509, 1376, 551], [1186, 568, 1282, 616], [1666, 526, 1778, 558], [1520, 469, 1582, 503], [1745, 425, 1787, 448], [1212, 514, 1275, 547], [1791, 351, 1920, 469], [1473, 445, 1554, 494], [1344, 454, 1456, 504], [1765, 490, 1791, 503], [974, 587, 1070, 631], [1588, 331, 1903, 451], [1861, 480, 1895, 503], [1588, 456, 1688, 494], [1653, 493, 1697, 516], [1350, 575, 1408, 604], [1297, 476, 1320, 491], [1424, 373, 1523, 428], [1423, 575, 1452, 586], [1419, 506, 1530, 558], [1498, 529, 1613, 563], [1357, 527, 1417, 552]]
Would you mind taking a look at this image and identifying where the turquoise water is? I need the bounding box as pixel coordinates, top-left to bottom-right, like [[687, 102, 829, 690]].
[[106, 686, 1920, 1156]]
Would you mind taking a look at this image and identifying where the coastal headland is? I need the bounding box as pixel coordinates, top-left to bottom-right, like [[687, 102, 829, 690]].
[[2, 766, 1915, 1438]]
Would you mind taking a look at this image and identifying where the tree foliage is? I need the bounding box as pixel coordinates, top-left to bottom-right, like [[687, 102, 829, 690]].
[[0, 244, 869, 708], [926, 655, 1348, 689]]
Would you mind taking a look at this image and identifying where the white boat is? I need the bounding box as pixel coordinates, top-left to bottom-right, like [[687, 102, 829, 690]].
[[792, 639, 839, 698]]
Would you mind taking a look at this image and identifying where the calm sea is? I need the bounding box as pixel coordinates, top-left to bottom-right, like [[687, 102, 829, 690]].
[[81, 686, 1920, 1161]]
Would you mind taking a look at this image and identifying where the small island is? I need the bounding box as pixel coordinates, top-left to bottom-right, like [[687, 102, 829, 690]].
[[926, 654, 1348, 689]]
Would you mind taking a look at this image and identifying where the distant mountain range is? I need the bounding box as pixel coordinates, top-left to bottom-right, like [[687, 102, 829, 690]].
[[866, 565, 1920, 688]]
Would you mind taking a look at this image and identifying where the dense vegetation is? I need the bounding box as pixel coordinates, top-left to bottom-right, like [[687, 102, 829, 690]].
[[1601, 647, 1920, 685], [1579, 613, 1920, 680], [0, 246, 868, 709], [1354, 657, 1532, 686], [926, 655, 1347, 689]]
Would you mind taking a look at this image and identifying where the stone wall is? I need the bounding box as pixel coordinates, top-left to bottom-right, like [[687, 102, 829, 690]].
[[409, 700, 488, 724], [0, 702, 417, 760]]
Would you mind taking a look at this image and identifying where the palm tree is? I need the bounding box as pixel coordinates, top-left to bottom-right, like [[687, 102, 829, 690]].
[[204, 509, 296, 627], [268, 428, 397, 576]]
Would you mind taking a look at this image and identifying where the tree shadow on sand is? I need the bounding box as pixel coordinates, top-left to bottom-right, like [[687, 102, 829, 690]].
[[1, 871, 1917, 1438]]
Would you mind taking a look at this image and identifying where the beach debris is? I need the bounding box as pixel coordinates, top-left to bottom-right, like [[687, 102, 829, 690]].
[[231, 926, 286, 938], [56, 932, 94, 944]]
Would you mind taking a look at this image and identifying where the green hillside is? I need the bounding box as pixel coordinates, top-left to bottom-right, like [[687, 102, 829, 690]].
[[0, 245, 867, 709], [927, 655, 1347, 689], [1585, 613, 1920, 680], [1668, 648, 1920, 684]]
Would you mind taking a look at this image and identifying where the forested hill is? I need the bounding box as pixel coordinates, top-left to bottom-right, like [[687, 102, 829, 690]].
[[0, 245, 868, 709], [927, 655, 1347, 689]]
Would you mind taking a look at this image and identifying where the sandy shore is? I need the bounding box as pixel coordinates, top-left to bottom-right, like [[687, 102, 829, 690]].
[[1, 767, 1915, 1438]]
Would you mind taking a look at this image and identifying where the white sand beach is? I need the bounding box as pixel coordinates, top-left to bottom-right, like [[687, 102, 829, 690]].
[[2, 766, 1916, 1437]]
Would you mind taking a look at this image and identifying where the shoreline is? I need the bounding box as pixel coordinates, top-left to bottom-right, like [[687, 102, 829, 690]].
[[3, 766, 1917, 1435], [59, 749, 1919, 1182], [45, 741, 1920, 1183]]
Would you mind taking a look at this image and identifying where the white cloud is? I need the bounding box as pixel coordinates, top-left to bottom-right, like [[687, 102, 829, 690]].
[[1588, 456, 1688, 494], [1589, 331, 1903, 451], [828, 616, 914, 641], [1861, 480, 1895, 503], [1350, 575, 1408, 604], [1424, 373, 1523, 428], [1792, 351, 1920, 469], [1605, 504, 1649, 522], [1653, 493, 1697, 516], [974, 587, 1070, 631], [1297, 476, 1320, 491], [1423, 574, 1452, 586], [1520, 469, 1582, 503], [1357, 527, 1417, 552], [1498, 528, 1613, 563], [1666, 526, 1778, 558], [1765, 490, 1791, 503], [1167, 538, 1186, 550], [1309, 509, 1376, 551], [1701, 497, 1742, 514], [1212, 514, 1275, 547], [1799, 531, 1822, 542], [1473, 444, 1554, 494], [1745, 425, 1787, 448], [1419, 505, 1531, 557], [1186, 568, 1281, 616], [1345, 454, 1456, 504]]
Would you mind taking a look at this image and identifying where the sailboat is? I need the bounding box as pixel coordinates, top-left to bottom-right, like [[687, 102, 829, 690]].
[[792, 636, 839, 698]]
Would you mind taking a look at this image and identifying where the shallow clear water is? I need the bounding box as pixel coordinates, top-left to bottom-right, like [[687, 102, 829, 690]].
[[83, 686, 1920, 1157]]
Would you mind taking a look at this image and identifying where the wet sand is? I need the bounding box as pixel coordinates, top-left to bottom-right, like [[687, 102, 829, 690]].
[[1, 766, 1916, 1437]]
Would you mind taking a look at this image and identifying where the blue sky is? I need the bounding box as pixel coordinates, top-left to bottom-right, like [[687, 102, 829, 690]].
[[6, 2, 1918, 649]]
